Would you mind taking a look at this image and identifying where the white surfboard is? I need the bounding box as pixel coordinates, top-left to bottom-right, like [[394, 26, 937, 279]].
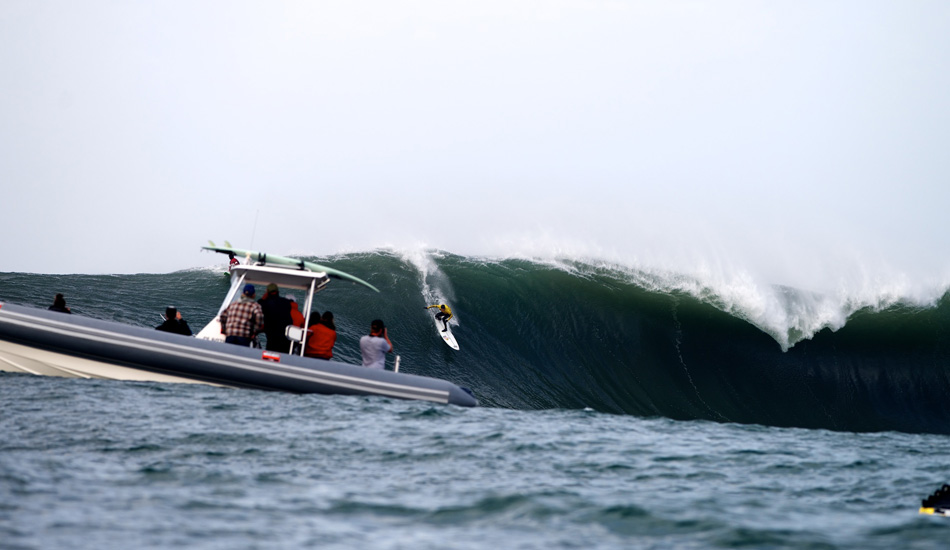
[[439, 325, 459, 350]]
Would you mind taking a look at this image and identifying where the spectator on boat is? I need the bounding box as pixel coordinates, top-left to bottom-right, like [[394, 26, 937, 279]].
[[360, 319, 392, 369], [287, 295, 306, 328], [258, 283, 294, 352], [220, 284, 264, 347], [304, 311, 337, 360], [228, 252, 239, 272], [48, 293, 71, 314], [425, 303, 453, 332], [155, 306, 192, 336]]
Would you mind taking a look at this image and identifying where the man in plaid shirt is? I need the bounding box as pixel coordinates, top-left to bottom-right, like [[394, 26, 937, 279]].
[[220, 284, 265, 347]]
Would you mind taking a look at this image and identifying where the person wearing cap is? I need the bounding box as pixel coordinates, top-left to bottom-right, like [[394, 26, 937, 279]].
[[220, 284, 264, 347], [257, 283, 294, 352], [360, 319, 392, 369], [425, 303, 453, 332], [155, 306, 192, 336]]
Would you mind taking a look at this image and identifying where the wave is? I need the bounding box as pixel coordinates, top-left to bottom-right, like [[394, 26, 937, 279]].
[[3, 249, 950, 434]]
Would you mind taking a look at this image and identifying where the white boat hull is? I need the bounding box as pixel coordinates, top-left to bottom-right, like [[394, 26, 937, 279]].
[[0, 338, 224, 385]]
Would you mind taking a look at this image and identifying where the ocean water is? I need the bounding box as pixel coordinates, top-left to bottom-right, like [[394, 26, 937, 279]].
[[2, 251, 950, 549]]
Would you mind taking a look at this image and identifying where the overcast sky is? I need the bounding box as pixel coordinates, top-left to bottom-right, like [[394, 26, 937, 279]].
[[2, 1, 948, 296]]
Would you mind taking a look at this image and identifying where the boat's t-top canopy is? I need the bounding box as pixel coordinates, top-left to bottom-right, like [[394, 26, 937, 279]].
[[203, 243, 379, 293], [230, 264, 330, 292], [218, 264, 329, 324], [201, 245, 376, 355]]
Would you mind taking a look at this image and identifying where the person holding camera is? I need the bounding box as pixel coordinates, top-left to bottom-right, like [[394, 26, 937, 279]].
[[156, 306, 192, 336], [359, 319, 392, 369]]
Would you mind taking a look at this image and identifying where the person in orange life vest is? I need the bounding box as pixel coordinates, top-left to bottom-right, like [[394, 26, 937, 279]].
[[304, 311, 337, 360], [287, 295, 305, 327]]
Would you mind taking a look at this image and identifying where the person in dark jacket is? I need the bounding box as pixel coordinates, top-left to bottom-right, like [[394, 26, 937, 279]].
[[48, 293, 71, 313], [155, 306, 192, 336], [258, 283, 293, 352]]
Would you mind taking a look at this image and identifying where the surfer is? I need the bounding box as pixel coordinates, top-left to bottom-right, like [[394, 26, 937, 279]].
[[425, 303, 453, 332], [360, 319, 392, 369], [48, 293, 71, 314], [220, 284, 264, 347], [155, 306, 192, 336]]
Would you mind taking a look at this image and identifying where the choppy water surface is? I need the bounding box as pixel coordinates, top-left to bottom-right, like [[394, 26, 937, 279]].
[[2, 374, 948, 550]]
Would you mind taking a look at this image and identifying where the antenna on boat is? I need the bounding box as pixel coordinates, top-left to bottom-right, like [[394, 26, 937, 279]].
[[394, 355, 401, 373], [250, 209, 260, 249]]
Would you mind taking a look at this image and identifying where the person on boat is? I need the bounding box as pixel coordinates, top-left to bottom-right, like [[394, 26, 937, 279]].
[[257, 283, 294, 352], [48, 293, 71, 314], [228, 253, 239, 272], [304, 311, 337, 360], [425, 303, 453, 332], [155, 306, 192, 336], [360, 319, 392, 369], [287, 295, 306, 328], [220, 284, 264, 347]]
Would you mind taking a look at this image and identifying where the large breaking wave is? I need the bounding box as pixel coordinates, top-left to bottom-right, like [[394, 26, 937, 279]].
[[2, 249, 949, 434]]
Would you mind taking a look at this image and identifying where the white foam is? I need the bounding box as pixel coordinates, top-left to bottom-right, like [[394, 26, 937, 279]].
[[568, 256, 950, 351], [297, 242, 950, 351], [395, 247, 458, 328]]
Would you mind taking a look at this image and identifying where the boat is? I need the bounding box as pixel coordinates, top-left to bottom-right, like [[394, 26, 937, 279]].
[[0, 246, 477, 407]]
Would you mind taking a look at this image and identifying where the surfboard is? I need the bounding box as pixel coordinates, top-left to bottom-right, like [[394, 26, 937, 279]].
[[430, 311, 459, 350], [426, 302, 458, 350], [204, 242, 379, 293], [439, 325, 459, 350]]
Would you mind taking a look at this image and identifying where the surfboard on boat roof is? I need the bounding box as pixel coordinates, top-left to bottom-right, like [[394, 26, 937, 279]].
[[204, 241, 379, 293]]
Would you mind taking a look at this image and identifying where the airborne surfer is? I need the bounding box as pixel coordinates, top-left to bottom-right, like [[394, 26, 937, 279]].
[[425, 303, 453, 332]]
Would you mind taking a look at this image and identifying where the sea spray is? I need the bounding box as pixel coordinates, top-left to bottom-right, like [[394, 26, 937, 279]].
[[398, 248, 459, 330]]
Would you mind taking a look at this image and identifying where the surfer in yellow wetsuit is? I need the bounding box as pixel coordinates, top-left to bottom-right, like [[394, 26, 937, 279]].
[[425, 303, 453, 332]]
